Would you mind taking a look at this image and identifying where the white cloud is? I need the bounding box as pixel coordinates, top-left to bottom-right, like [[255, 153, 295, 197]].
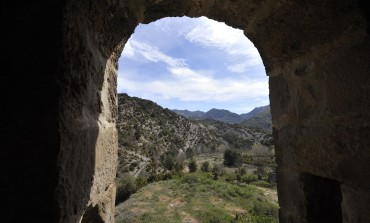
[[122, 40, 186, 68], [118, 68, 268, 102], [184, 17, 262, 73], [122, 40, 135, 58], [122, 17, 263, 74], [227, 63, 249, 73], [186, 20, 242, 49]]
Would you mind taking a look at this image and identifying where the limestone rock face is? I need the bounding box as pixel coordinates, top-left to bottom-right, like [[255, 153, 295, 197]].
[[2, 0, 370, 223]]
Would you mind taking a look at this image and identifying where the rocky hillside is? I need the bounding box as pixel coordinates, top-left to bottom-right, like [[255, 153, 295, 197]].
[[117, 93, 273, 180]]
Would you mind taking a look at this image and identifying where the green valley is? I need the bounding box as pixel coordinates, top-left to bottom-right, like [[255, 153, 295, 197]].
[[115, 93, 278, 223]]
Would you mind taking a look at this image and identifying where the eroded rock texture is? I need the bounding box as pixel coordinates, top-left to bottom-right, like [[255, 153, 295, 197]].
[[2, 0, 369, 223]]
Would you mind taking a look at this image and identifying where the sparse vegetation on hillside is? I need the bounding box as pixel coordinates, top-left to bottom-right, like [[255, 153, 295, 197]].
[[116, 93, 274, 181]]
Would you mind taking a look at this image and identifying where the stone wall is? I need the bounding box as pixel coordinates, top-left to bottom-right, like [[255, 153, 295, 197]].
[[2, 0, 369, 222]]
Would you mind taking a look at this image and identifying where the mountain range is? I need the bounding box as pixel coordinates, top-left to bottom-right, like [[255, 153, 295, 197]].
[[173, 105, 271, 131]]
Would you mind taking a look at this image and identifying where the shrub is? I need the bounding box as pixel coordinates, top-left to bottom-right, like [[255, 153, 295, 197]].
[[188, 159, 197, 173], [252, 200, 279, 218], [163, 172, 173, 180], [255, 165, 266, 180], [163, 154, 175, 170], [181, 174, 199, 185], [250, 180, 271, 188], [174, 162, 184, 172], [135, 176, 148, 189], [148, 173, 159, 183], [241, 174, 259, 184], [129, 164, 135, 171], [224, 172, 237, 183], [201, 161, 210, 172], [116, 173, 137, 204], [135, 129, 141, 140], [223, 149, 241, 167], [234, 213, 278, 223], [186, 148, 194, 159], [239, 167, 246, 175], [211, 164, 224, 180]]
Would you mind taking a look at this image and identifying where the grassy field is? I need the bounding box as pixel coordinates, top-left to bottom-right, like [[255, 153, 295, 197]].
[[115, 172, 278, 223]]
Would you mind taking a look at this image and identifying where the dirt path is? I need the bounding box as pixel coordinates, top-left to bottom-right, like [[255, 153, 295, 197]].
[[125, 150, 151, 177]]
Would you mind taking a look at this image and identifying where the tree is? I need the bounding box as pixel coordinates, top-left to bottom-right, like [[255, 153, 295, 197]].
[[239, 167, 246, 175], [223, 149, 241, 167], [256, 165, 266, 180], [211, 164, 224, 180], [174, 161, 184, 172], [201, 161, 210, 172], [188, 159, 197, 173], [163, 154, 175, 170], [185, 148, 194, 159]]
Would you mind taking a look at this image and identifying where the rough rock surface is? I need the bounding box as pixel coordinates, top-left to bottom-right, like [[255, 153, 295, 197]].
[[2, 0, 370, 223]]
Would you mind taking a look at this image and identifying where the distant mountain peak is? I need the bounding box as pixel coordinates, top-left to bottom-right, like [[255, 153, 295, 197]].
[[172, 105, 271, 130]]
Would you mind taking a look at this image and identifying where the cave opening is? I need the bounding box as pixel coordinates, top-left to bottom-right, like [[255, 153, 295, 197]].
[[301, 173, 343, 223], [114, 16, 278, 222], [3, 1, 370, 222], [7, 1, 365, 222], [81, 204, 104, 223]]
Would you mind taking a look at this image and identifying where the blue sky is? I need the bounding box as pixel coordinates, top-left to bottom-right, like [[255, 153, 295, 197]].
[[117, 16, 269, 114]]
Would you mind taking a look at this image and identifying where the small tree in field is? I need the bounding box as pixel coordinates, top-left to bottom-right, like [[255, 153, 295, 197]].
[[188, 159, 197, 173], [223, 149, 240, 167], [201, 161, 210, 172], [211, 164, 224, 180]]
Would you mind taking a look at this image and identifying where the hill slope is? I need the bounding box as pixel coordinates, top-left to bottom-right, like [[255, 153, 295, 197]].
[[204, 108, 242, 123], [240, 105, 270, 120], [117, 93, 273, 179], [241, 106, 272, 132], [172, 109, 206, 120]]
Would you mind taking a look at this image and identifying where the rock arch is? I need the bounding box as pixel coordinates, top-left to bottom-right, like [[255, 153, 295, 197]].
[[2, 0, 369, 223]]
